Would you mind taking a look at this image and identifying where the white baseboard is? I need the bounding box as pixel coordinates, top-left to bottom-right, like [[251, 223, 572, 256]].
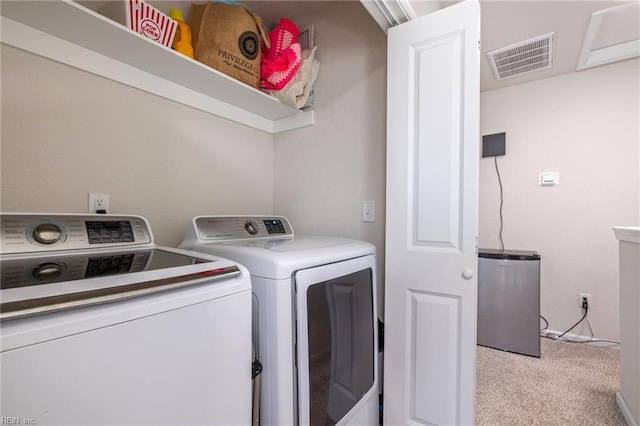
[[617, 391, 638, 426], [541, 329, 620, 348]]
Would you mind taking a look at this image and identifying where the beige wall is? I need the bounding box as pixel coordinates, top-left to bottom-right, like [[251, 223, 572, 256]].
[[272, 2, 388, 317], [479, 58, 640, 341], [0, 0, 402, 407], [0, 2, 387, 315], [1, 45, 274, 247], [5, 2, 634, 341]]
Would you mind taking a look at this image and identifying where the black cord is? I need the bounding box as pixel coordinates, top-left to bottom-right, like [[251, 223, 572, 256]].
[[540, 315, 549, 331], [494, 156, 504, 251], [557, 306, 589, 340], [540, 308, 621, 345]]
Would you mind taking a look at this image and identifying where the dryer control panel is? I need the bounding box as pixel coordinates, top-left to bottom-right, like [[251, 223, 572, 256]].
[[193, 216, 293, 241], [1, 213, 153, 254]]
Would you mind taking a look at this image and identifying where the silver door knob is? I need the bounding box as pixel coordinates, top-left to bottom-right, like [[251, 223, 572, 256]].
[[462, 269, 474, 279]]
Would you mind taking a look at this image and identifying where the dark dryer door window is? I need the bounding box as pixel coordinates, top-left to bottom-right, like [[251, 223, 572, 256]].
[[295, 256, 376, 426]]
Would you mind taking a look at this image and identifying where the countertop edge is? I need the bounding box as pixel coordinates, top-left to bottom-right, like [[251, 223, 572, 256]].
[[613, 226, 640, 244]]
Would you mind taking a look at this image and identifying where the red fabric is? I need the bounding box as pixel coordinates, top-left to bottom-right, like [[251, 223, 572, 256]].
[[260, 18, 302, 90]]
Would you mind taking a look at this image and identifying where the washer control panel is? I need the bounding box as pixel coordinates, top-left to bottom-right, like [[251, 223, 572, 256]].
[[194, 216, 293, 241], [1, 214, 152, 254]]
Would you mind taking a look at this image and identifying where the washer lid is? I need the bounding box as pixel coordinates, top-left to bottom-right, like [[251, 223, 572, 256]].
[[0, 247, 243, 320], [1, 248, 215, 289]]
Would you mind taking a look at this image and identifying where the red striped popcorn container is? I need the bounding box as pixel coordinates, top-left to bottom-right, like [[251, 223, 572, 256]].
[[99, 0, 178, 48]]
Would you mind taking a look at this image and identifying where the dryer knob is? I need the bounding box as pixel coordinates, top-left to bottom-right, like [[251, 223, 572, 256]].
[[32, 262, 63, 281], [32, 223, 63, 244], [245, 221, 259, 235]]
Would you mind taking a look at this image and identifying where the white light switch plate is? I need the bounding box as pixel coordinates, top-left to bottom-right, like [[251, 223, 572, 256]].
[[539, 172, 559, 186], [362, 200, 375, 222]]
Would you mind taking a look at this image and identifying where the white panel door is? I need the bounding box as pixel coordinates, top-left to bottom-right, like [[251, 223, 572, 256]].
[[384, 1, 480, 425]]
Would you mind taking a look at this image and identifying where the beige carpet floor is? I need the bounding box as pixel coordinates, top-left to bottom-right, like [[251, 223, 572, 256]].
[[476, 338, 625, 425]]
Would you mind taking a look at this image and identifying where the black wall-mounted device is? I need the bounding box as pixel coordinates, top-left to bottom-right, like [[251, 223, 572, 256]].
[[482, 132, 506, 157]]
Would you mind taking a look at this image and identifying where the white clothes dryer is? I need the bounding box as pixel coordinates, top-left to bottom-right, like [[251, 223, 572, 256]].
[[1, 213, 252, 426], [180, 215, 379, 426]]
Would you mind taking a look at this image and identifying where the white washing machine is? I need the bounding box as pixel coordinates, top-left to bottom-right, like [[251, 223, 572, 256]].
[[1, 213, 252, 425], [179, 215, 379, 426]]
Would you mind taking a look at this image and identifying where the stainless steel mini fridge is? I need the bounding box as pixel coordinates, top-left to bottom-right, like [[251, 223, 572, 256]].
[[477, 249, 541, 357]]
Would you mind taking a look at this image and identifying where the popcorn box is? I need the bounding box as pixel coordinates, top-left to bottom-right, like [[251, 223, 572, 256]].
[[99, 0, 177, 48]]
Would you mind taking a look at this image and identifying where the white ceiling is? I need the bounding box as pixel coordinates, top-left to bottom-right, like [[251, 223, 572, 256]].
[[472, 0, 640, 91], [78, 0, 640, 92]]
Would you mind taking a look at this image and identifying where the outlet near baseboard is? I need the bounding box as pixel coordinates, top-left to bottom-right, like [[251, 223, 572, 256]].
[[579, 293, 592, 309]]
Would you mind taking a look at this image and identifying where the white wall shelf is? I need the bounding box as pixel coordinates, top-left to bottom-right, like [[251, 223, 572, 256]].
[[0, 0, 314, 134]]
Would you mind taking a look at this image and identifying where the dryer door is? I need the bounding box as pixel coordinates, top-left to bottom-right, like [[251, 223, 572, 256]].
[[295, 255, 377, 426]]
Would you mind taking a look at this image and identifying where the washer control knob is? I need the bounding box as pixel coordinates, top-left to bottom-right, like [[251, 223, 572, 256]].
[[32, 263, 63, 281], [245, 221, 259, 235], [32, 223, 63, 245]]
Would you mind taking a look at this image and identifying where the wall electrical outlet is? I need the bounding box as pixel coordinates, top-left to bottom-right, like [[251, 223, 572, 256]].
[[89, 193, 109, 214], [579, 292, 592, 309]]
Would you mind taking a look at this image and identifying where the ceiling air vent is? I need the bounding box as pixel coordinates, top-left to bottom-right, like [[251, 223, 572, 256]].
[[487, 33, 555, 80]]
